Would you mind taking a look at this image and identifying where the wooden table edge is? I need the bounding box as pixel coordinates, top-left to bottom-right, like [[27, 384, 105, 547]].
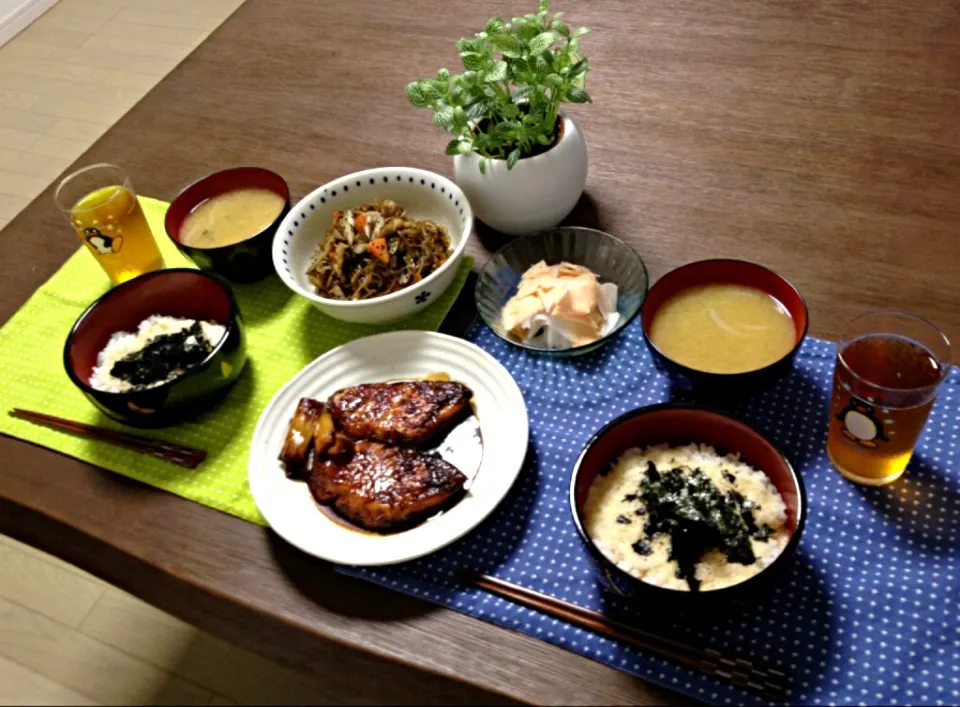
[[0, 430, 689, 706], [0, 483, 528, 704]]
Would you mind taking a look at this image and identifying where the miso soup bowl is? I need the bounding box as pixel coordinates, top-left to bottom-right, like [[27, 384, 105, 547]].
[[569, 404, 807, 615], [165, 167, 290, 283], [641, 259, 809, 397], [64, 269, 247, 428]]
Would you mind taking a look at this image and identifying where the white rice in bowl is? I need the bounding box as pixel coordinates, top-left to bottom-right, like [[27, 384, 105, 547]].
[[90, 315, 226, 393], [584, 443, 789, 592]]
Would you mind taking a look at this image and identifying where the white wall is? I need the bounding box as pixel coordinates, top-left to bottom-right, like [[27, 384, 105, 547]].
[[0, 0, 59, 48]]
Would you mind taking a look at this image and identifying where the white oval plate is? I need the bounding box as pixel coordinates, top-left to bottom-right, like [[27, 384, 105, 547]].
[[248, 331, 529, 565]]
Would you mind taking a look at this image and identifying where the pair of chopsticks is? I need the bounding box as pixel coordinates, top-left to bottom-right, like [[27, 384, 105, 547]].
[[465, 572, 789, 703], [9, 409, 206, 469]]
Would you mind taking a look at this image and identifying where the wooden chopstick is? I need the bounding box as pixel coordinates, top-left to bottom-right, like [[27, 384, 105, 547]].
[[9, 409, 207, 469], [464, 572, 789, 703]]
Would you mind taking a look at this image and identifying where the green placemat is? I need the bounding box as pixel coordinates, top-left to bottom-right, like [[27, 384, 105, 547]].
[[0, 197, 473, 525]]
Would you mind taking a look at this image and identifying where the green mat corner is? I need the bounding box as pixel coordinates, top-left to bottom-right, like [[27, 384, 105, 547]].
[[0, 197, 474, 525]]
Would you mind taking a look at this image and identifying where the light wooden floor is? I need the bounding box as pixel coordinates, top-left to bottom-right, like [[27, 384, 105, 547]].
[[0, 1, 350, 705], [0, 0, 246, 230]]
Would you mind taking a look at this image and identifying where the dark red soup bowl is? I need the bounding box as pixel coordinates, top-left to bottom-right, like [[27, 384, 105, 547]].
[[64, 269, 247, 428], [570, 404, 806, 615], [165, 167, 290, 283], [641, 259, 808, 396]]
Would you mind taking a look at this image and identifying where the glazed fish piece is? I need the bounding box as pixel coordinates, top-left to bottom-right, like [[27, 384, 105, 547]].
[[328, 381, 472, 445], [308, 440, 467, 531], [278, 398, 335, 479]]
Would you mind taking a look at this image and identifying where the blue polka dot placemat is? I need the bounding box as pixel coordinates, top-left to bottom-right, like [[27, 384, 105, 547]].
[[336, 318, 959, 706]]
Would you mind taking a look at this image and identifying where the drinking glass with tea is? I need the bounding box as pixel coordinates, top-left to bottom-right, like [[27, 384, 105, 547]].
[[827, 311, 951, 486], [55, 163, 164, 284]]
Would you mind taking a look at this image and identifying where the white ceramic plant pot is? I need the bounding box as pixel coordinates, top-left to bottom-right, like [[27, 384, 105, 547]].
[[453, 114, 587, 236]]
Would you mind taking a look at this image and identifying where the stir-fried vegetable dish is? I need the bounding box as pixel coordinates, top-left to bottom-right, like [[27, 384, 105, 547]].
[[306, 200, 451, 300]]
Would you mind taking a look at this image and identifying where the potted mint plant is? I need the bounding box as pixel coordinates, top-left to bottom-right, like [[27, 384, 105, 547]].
[[405, 0, 591, 235]]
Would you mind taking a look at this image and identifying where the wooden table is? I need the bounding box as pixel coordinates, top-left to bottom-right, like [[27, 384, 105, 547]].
[[2, 0, 958, 703]]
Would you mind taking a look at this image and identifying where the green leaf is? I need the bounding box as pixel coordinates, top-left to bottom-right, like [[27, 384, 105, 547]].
[[528, 30, 557, 54], [538, 0, 550, 13], [478, 157, 487, 175], [444, 139, 462, 156], [457, 140, 475, 155], [566, 86, 592, 103], [490, 33, 521, 56], [456, 37, 479, 52], [572, 26, 590, 37], [551, 21, 570, 37], [506, 148, 521, 170], [419, 79, 441, 101], [544, 72, 562, 87], [405, 81, 428, 107], [486, 60, 508, 82], [569, 37, 580, 53], [484, 17, 506, 34], [433, 105, 455, 127], [464, 100, 491, 120], [512, 84, 535, 101], [536, 132, 554, 146], [435, 68, 450, 82], [461, 51, 485, 71], [491, 120, 515, 140], [515, 21, 540, 41], [500, 102, 520, 118], [568, 57, 588, 78]]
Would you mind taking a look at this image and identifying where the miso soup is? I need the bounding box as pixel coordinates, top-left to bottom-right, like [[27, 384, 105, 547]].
[[649, 284, 796, 374]]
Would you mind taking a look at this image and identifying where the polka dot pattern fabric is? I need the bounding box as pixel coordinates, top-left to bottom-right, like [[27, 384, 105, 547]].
[[0, 198, 472, 526], [341, 319, 959, 706]]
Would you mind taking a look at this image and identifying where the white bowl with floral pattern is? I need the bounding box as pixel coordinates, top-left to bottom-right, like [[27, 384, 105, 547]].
[[273, 167, 473, 324]]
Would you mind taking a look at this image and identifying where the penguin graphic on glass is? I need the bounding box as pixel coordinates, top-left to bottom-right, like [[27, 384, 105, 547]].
[[837, 397, 888, 448], [83, 226, 123, 255]]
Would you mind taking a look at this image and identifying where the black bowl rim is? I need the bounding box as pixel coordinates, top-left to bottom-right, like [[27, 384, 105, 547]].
[[163, 166, 291, 252], [475, 226, 650, 355], [641, 258, 810, 378], [63, 268, 242, 398], [568, 402, 808, 598]]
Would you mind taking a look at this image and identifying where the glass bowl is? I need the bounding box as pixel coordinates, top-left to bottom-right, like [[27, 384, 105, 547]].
[[475, 227, 648, 357]]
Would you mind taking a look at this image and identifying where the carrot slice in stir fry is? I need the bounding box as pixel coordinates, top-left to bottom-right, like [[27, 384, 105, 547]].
[[367, 237, 390, 264]]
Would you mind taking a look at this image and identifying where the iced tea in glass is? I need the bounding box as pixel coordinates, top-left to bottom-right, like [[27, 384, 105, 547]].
[[827, 311, 951, 486], [55, 163, 164, 284]]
